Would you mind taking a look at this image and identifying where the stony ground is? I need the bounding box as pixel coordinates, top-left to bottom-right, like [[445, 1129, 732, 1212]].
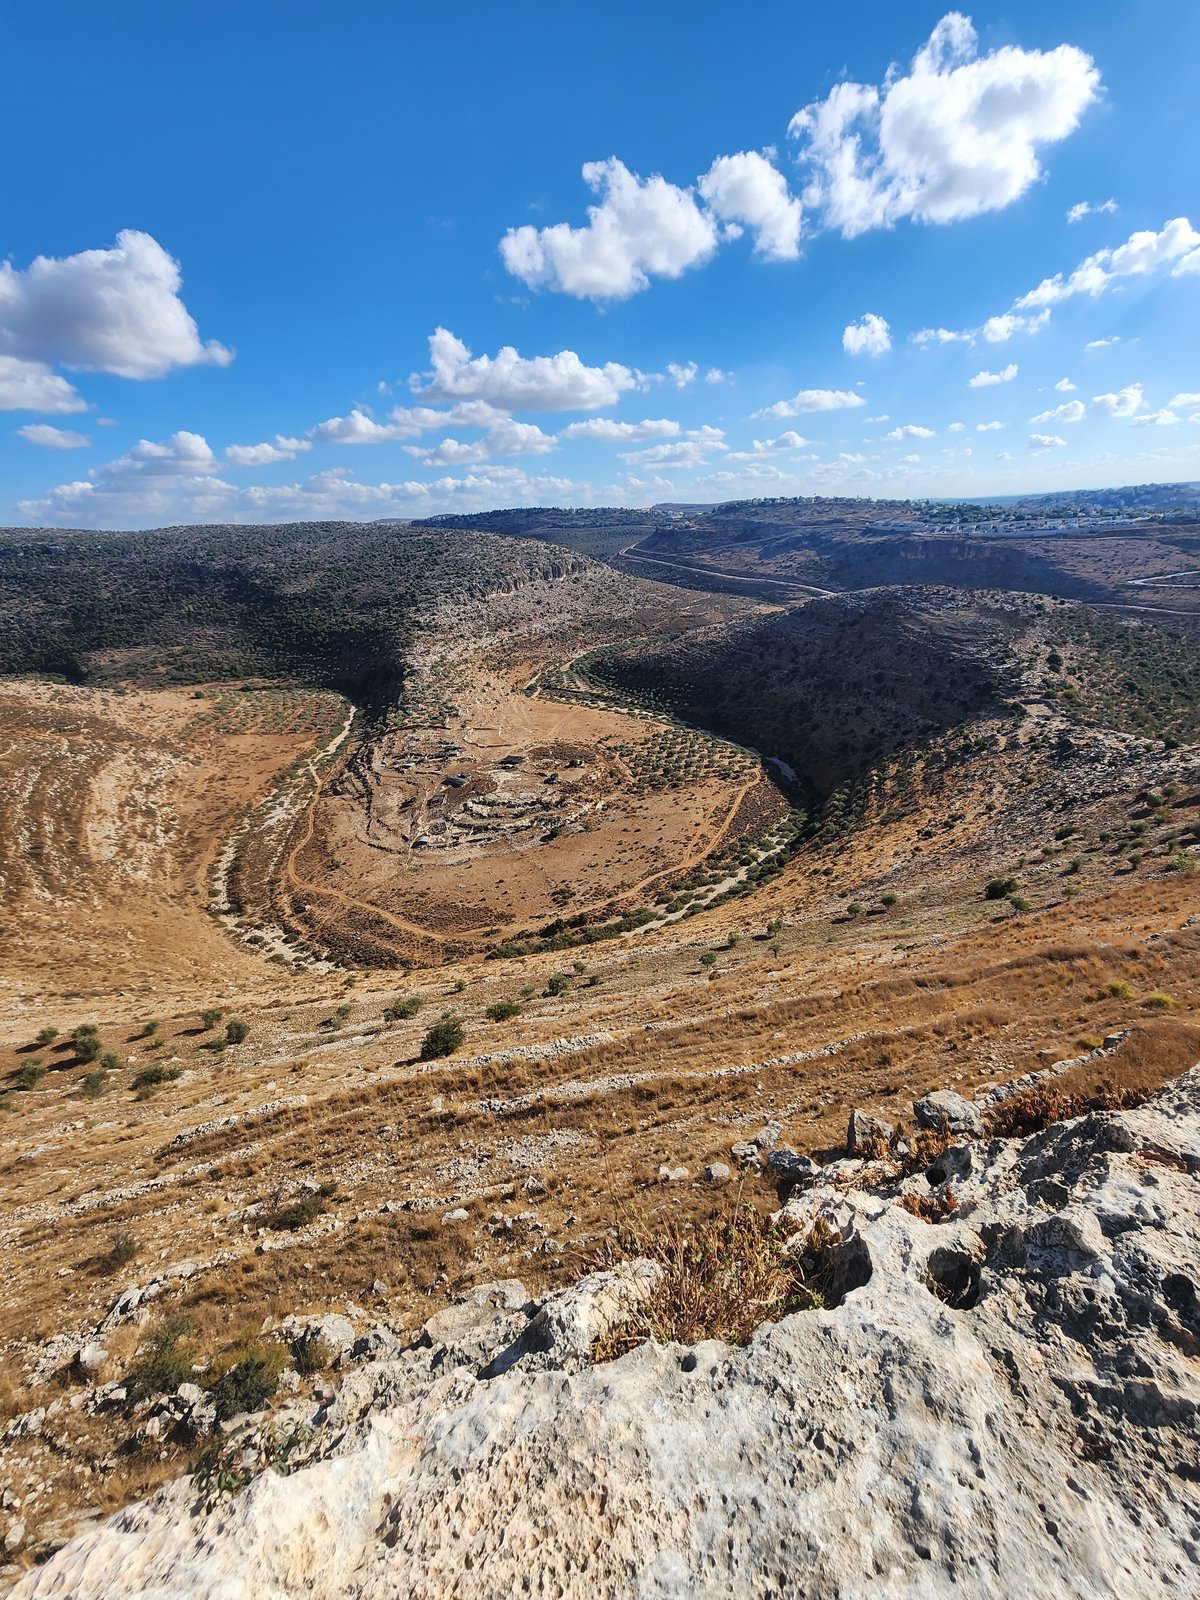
[[11, 1065, 1200, 1599]]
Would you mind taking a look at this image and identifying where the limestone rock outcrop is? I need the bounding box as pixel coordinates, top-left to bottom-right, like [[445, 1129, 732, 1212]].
[[14, 1069, 1200, 1600]]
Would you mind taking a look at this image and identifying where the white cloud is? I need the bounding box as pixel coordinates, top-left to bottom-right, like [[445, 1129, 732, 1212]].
[[310, 408, 408, 446], [866, 413, 890, 422], [698, 151, 803, 260], [19, 449, 591, 530], [975, 420, 1004, 431], [562, 417, 681, 442], [16, 422, 90, 449], [619, 438, 723, 469], [725, 430, 813, 461], [704, 367, 730, 384], [1017, 217, 1200, 310], [753, 388, 866, 418], [947, 421, 965, 431], [1129, 408, 1179, 428], [1067, 198, 1117, 223], [1085, 336, 1120, 350], [0, 230, 231, 380], [225, 435, 312, 467], [1168, 392, 1200, 410], [885, 423, 935, 440], [788, 13, 1099, 237], [843, 313, 891, 356], [1091, 383, 1143, 418], [412, 327, 637, 411], [1028, 433, 1066, 448], [405, 415, 557, 466], [666, 361, 698, 388], [1054, 377, 1077, 391], [981, 310, 1050, 342], [968, 363, 1018, 387], [501, 158, 719, 299], [912, 326, 972, 346], [0, 355, 86, 413], [1029, 400, 1084, 423]]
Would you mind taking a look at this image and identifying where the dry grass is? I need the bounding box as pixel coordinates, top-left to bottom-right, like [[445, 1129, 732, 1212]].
[[593, 1201, 826, 1356]]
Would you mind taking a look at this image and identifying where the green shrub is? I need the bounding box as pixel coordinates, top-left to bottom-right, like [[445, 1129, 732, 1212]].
[[131, 1063, 182, 1092], [985, 876, 1018, 900], [200, 1008, 224, 1030], [81, 1069, 109, 1098], [419, 1016, 465, 1060], [291, 1334, 335, 1377], [1007, 894, 1032, 912], [544, 972, 572, 997], [384, 995, 422, 1021], [880, 892, 898, 908], [34, 1026, 58, 1048], [846, 902, 864, 918], [207, 1348, 287, 1421], [699, 951, 717, 967], [17, 1060, 46, 1090], [224, 1019, 250, 1045], [124, 1320, 196, 1404], [99, 1052, 121, 1072], [485, 999, 522, 1022]]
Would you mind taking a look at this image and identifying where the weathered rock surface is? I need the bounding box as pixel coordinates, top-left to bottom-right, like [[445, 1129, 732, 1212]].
[[14, 1068, 1200, 1600]]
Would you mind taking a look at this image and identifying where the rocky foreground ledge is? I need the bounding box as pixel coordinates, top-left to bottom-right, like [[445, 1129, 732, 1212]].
[[13, 1069, 1200, 1600]]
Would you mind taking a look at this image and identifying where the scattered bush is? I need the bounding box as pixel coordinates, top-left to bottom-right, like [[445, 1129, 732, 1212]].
[[207, 1346, 288, 1422], [17, 1060, 46, 1090], [985, 1080, 1153, 1139], [544, 972, 572, 997], [419, 1016, 465, 1060], [225, 1019, 250, 1045], [1105, 980, 1133, 999], [81, 1069, 109, 1098], [485, 999, 522, 1022], [131, 1064, 182, 1094], [99, 1052, 121, 1072], [101, 1230, 139, 1273], [263, 1183, 335, 1232], [1141, 992, 1179, 1010], [984, 877, 1018, 901], [200, 1008, 224, 1030], [880, 892, 898, 908], [124, 1319, 196, 1404], [291, 1335, 335, 1377], [1007, 894, 1032, 912], [34, 1026, 58, 1048], [384, 995, 422, 1021], [699, 951, 717, 967]]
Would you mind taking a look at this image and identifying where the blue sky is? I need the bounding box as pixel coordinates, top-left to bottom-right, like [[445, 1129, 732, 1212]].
[[2, 0, 1199, 527]]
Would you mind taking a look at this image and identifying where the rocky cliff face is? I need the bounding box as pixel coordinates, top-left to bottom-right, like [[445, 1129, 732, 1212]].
[[14, 1070, 1200, 1600]]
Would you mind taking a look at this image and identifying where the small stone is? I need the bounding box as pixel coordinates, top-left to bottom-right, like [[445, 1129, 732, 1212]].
[[442, 1208, 470, 1225], [4, 1519, 25, 1553], [657, 1165, 689, 1182], [754, 1121, 783, 1151], [704, 1162, 731, 1182], [766, 1148, 816, 1181], [730, 1140, 761, 1166], [74, 1343, 108, 1379], [371, 1279, 389, 1297]]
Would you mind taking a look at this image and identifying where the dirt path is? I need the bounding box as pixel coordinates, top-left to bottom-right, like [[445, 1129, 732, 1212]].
[[616, 543, 833, 598]]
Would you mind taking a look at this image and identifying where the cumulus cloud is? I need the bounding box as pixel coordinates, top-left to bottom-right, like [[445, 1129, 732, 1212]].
[[1054, 377, 1077, 391], [1017, 217, 1200, 310], [666, 362, 698, 388], [975, 420, 1004, 431], [1168, 392, 1200, 410], [1091, 383, 1143, 418], [500, 158, 719, 299], [885, 424, 935, 440], [405, 414, 557, 466], [968, 363, 1018, 387], [788, 13, 1099, 238], [1029, 400, 1084, 423], [752, 388, 866, 419], [843, 313, 891, 356], [704, 368, 730, 384], [412, 327, 637, 411], [1085, 336, 1120, 350], [1067, 198, 1117, 223], [225, 435, 312, 467], [0, 355, 86, 413], [698, 151, 803, 260], [947, 422, 965, 432], [619, 439, 721, 469], [1028, 433, 1066, 448], [0, 230, 230, 381], [561, 418, 680, 442], [725, 430, 812, 461], [912, 326, 972, 346], [16, 422, 90, 449]]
